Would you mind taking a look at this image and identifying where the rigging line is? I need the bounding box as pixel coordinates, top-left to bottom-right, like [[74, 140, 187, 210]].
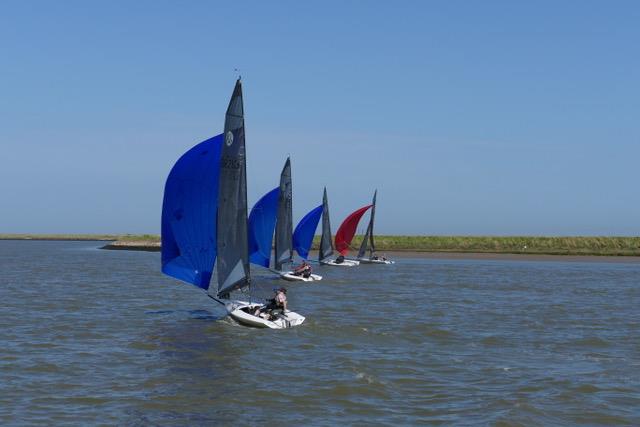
[[207, 294, 226, 306]]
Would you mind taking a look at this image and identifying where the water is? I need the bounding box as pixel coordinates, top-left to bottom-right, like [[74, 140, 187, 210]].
[[1, 241, 639, 425]]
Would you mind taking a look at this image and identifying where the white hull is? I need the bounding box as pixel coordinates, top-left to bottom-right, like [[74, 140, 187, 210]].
[[280, 271, 323, 282], [224, 300, 305, 329], [321, 258, 360, 267], [357, 258, 395, 265]]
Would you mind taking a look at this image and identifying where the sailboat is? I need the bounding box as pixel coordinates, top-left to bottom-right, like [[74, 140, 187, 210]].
[[293, 187, 335, 265], [247, 159, 322, 282], [161, 79, 305, 329], [280, 188, 330, 281], [356, 190, 394, 264], [327, 202, 377, 266], [275, 159, 322, 282], [317, 189, 360, 266]]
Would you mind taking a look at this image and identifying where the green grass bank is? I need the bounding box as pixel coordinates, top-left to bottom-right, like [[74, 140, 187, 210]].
[[2, 234, 640, 256]]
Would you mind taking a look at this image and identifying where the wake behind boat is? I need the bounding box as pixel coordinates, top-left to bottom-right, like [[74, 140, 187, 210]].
[[161, 79, 305, 329]]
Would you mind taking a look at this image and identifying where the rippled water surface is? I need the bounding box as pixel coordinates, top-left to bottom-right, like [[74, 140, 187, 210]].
[[1, 241, 640, 425]]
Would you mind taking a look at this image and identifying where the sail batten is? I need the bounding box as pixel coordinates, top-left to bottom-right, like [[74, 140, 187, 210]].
[[275, 158, 293, 271], [216, 79, 250, 296]]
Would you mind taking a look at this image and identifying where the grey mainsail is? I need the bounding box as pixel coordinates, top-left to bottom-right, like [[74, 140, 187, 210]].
[[319, 187, 334, 262], [357, 190, 377, 258], [275, 157, 293, 271], [216, 79, 250, 297]]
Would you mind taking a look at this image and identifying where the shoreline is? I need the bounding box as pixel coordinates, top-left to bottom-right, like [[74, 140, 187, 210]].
[[98, 244, 640, 263], [3, 234, 640, 261]]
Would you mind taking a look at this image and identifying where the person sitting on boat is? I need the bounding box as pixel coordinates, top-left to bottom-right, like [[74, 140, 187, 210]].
[[335, 255, 345, 264], [293, 261, 312, 278], [256, 287, 288, 316]]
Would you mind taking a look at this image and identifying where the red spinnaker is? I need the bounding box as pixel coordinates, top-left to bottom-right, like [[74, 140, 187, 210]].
[[335, 205, 373, 255]]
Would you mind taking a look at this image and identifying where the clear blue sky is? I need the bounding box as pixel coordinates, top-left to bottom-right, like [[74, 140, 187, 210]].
[[1, 1, 639, 235]]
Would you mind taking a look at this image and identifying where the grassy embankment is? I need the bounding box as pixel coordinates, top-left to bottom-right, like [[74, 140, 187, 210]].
[[2, 234, 640, 256], [342, 236, 640, 256]]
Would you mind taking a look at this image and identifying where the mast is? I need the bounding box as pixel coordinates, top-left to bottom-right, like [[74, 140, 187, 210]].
[[319, 187, 334, 262], [216, 78, 250, 297], [275, 157, 293, 271]]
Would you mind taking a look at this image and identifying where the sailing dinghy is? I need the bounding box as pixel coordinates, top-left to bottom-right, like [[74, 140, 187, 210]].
[[315, 188, 359, 266], [275, 159, 322, 282], [356, 190, 394, 264], [327, 203, 377, 266], [161, 79, 304, 329], [287, 189, 336, 281], [247, 159, 321, 282]]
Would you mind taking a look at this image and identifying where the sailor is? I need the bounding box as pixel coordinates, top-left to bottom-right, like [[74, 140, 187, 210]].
[[274, 287, 288, 311], [256, 287, 288, 316], [293, 261, 312, 278]]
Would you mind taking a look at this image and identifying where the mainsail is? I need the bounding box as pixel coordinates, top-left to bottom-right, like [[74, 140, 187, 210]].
[[293, 205, 322, 260], [335, 204, 373, 256], [161, 134, 223, 289], [357, 190, 377, 259], [248, 187, 279, 268], [274, 158, 293, 271], [216, 79, 250, 297], [319, 187, 334, 262]]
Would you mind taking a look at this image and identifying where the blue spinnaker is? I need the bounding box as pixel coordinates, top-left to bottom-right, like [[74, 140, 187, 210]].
[[248, 187, 279, 267], [293, 205, 323, 259], [161, 134, 223, 289]]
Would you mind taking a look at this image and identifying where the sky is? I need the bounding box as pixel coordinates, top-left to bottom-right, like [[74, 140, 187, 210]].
[[1, 0, 639, 236]]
